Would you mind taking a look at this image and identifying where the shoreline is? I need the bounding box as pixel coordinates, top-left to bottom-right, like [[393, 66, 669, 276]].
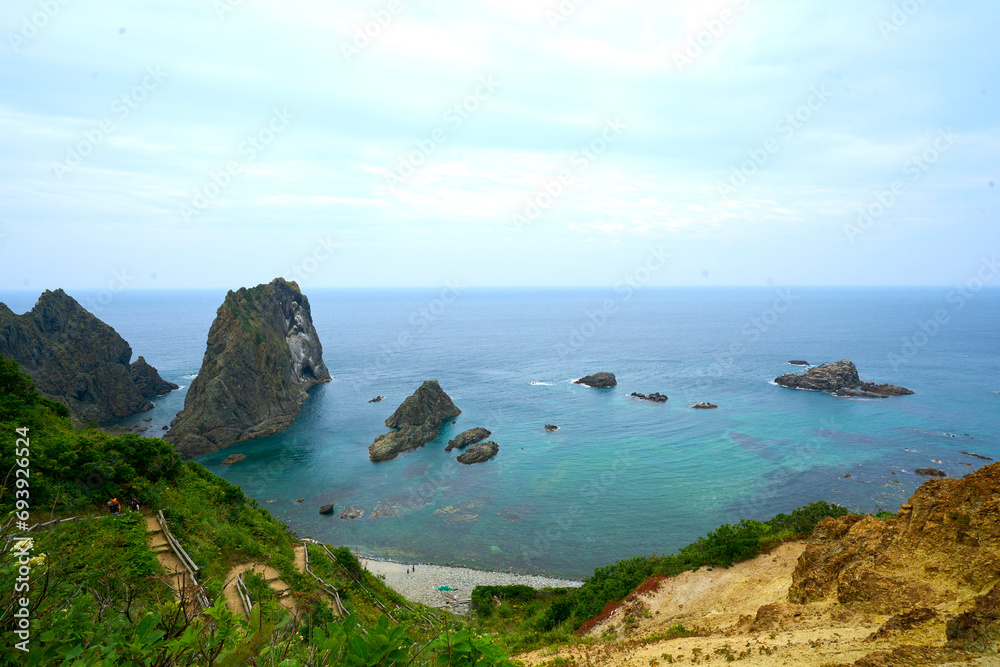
[[352, 553, 583, 612]]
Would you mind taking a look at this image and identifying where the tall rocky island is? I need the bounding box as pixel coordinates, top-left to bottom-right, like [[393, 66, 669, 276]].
[[166, 278, 330, 458], [0, 289, 176, 423]]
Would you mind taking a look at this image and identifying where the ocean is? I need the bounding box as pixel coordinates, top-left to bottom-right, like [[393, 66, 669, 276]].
[[2, 286, 998, 579]]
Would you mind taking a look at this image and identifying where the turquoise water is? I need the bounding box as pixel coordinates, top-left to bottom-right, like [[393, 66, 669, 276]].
[[2, 287, 998, 578]]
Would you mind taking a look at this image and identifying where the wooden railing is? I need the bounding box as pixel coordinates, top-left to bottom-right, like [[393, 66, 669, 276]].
[[157, 510, 211, 610]]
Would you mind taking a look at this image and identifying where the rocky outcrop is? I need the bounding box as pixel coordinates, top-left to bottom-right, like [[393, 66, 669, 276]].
[[0, 289, 175, 423], [369, 381, 460, 462], [544, 424, 559, 431], [775, 360, 913, 397], [446, 427, 491, 452], [629, 392, 667, 402], [165, 278, 330, 458], [575, 372, 617, 388], [789, 462, 1000, 616], [692, 402, 717, 409], [789, 360, 810, 366], [368, 395, 384, 403], [220, 453, 246, 466], [947, 582, 1000, 653], [130, 356, 179, 398], [915, 468, 946, 477], [457, 441, 499, 464], [319, 504, 335, 515]]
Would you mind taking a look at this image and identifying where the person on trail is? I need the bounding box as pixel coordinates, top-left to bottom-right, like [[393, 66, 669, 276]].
[[108, 498, 120, 515], [130, 497, 140, 512]]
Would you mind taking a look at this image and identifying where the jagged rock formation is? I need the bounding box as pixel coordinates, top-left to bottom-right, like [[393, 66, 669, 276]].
[[775, 360, 913, 398], [789, 360, 810, 366], [947, 582, 1000, 653], [446, 427, 491, 452], [789, 462, 1000, 616], [369, 381, 460, 462], [629, 392, 667, 403], [0, 289, 174, 423], [691, 402, 717, 409], [916, 468, 946, 477], [457, 441, 499, 464], [165, 278, 330, 458], [575, 372, 617, 388], [130, 356, 179, 398]]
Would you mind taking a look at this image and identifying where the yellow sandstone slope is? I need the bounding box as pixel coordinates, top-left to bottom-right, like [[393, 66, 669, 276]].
[[521, 462, 1000, 667]]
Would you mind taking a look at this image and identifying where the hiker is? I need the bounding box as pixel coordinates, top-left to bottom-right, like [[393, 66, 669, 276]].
[[130, 497, 140, 512], [108, 498, 120, 515]]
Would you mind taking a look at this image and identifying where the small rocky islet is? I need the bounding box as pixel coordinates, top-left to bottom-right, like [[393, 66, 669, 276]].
[[369, 380, 462, 462], [775, 359, 914, 398]]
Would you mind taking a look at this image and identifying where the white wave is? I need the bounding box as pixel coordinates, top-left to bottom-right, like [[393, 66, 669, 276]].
[[181, 373, 199, 379], [530, 381, 553, 386]]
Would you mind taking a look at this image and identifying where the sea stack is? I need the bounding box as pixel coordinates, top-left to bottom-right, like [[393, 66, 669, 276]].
[[165, 278, 331, 458], [0, 289, 174, 423], [369, 380, 460, 462], [775, 360, 913, 398]]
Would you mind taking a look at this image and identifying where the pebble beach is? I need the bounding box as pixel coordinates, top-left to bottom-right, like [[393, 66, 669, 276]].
[[359, 557, 582, 612]]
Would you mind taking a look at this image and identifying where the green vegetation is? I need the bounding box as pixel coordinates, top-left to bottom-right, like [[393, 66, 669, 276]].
[[468, 501, 848, 653]]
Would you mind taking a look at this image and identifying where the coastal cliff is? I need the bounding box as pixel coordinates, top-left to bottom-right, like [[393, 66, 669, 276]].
[[165, 278, 330, 458], [0, 289, 174, 423]]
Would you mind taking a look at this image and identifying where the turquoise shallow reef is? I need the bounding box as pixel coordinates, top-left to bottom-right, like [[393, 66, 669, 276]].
[[4, 286, 997, 578]]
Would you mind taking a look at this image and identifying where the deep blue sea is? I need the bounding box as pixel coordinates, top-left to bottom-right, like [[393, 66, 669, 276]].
[[2, 287, 998, 579]]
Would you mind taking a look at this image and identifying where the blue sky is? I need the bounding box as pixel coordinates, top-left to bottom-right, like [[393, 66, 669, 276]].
[[1, 0, 997, 290]]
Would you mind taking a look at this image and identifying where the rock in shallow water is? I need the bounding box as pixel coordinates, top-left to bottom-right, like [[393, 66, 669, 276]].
[[446, 427, 491, 451], [220, 453, 246, 466], [574, 372, 617, 388], [457, 441, 499, 465], [915, 468, 946, 477], [319, 503, 335, 515], [369, 381, 461, 462]]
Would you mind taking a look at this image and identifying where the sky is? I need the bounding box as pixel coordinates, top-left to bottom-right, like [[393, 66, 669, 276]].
[[0, 0, 998, 290]]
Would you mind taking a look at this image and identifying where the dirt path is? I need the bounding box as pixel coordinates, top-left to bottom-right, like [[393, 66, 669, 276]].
[[145, 514, 199, 606], [293, 544, 306, 574], [222, 560, 299, 618]]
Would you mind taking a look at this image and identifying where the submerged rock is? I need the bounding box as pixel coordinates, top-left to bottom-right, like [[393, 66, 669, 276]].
[[220, 453, 246, 466], [446, 427, 491, 452], [369, 380, 460, 462], [775, 360, 913, 398], [575, 372, 617, 388], [165, 278, 331, 459], [457, 441, 499, 465], [0, 289, 172, 423], [916, 468, 946, 477]]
